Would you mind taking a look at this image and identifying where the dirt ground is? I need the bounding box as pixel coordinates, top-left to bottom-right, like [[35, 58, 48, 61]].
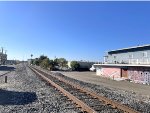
[[60, 71, 150, 96]]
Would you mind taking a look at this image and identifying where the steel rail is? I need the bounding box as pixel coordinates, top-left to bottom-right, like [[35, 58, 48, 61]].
[[30, 66, 97, 113], [51, 74, 139, 113], [30, 66, 140, 113]]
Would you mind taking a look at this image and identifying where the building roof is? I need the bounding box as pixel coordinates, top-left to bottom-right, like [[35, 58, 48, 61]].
[[94, 63, 150, 67], [108, 44, 150, 54]]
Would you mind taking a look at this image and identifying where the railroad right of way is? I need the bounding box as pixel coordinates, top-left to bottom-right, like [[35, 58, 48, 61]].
[[31, 65, 150, 113], [31, 67, 147, 113]]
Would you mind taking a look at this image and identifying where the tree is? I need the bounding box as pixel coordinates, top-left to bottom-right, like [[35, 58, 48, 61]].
[[53, 58, 59, 66], [57, 58, 68, 70], [33, 58, 40, 66], [40, 58, 50, 69], [31, 54, 33, 59], [70, 61, 80, 71], [30, 54, 33, 65], [39, 55, 48, 64], [49, 60, 55, 70]]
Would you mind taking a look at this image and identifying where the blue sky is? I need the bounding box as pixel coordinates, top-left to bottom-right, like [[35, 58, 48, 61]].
[[0, 2, 150, 61]]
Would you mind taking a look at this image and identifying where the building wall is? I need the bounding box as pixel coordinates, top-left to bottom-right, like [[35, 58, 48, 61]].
[[0, 53, 7, 65], [96, 68, 102, 75], [6, 60, 16, 65], [68, 61, 95, 69], [96, 67, 121, 79], [128, 67, 150, 84], [28, 59, 32, 64], [106, 50, 150, 64], [95, 66, 150, 84]]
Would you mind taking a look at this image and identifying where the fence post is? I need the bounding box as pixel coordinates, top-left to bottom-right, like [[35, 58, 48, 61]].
[[5, 76, 7, 83]]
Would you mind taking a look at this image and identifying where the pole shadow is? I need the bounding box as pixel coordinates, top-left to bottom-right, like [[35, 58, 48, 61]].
[[0, 89, 37, 105]]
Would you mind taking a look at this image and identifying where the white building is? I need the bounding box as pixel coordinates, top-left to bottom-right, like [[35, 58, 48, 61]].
[[5, 60, 17, 65], [68, 61, 96, 69], [94, 44, 150, 84], [0, 52, 7, 65]]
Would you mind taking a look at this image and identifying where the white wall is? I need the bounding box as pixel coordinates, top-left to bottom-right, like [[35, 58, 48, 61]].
[[68, 61, 95, 69]]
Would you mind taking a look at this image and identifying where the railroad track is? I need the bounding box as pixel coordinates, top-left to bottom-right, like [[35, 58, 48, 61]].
[[29, 66, 140, 113]]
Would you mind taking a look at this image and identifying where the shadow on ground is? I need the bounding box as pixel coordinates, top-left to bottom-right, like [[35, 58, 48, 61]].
[[0, 89, 37, 105], [0, 66, 16, 71]]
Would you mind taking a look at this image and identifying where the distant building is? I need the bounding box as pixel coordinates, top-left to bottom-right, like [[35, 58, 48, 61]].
[[0, 52, 7, 65], [94, 45, 150, 84], [27, 59, 32, 64], [6, 60, 17, 65], [68, 61, 96, 70]]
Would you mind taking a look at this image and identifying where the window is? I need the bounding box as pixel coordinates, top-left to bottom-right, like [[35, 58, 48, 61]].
[[143, 52, 147, 57], [114, 56, 116, 59]]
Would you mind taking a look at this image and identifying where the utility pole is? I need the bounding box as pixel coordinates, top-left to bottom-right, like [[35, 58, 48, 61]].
[[31, 54, 33, 65]]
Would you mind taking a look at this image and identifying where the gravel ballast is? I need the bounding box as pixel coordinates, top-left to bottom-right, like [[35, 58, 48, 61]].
[[35, 66, 150, 113], [0, 64, 81, 113]]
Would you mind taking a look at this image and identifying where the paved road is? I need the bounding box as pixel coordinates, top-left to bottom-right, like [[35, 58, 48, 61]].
[[60, 71, 150, 96]]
